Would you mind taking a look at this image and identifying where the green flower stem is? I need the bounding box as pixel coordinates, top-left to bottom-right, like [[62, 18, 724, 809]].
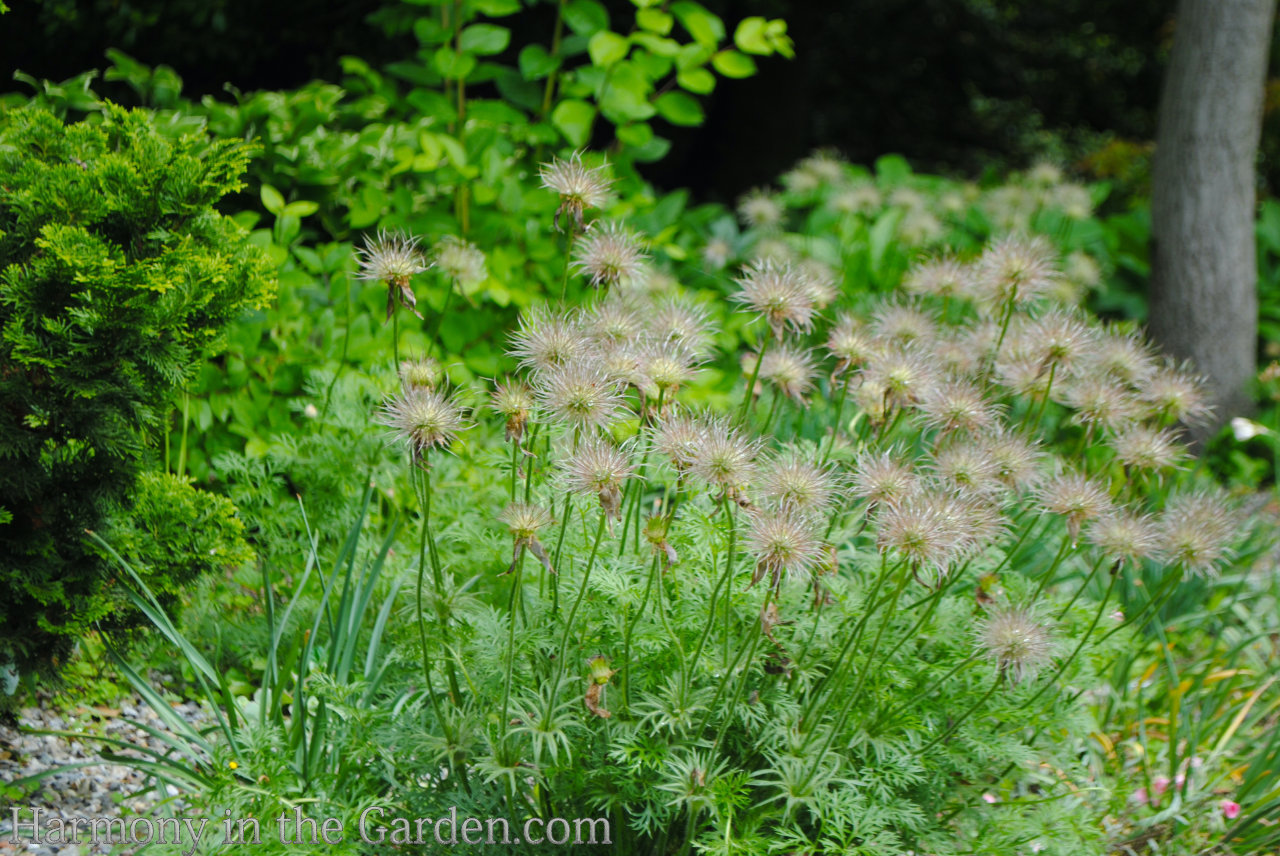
[[688, 500, 737, 684], [619, 388, 661, 557], [420, 465, 464, 709], [868, 653, 981, 734], [508, 438, 520, 503], [820, 375, 851, 463], [621, 553, 660, 714], [705, 590, 774, 750], [500, 549, 527, 741], [1026, 361, 1058, 429], [523, 422, 542, 503], [392, 311, 400, 368], [553, 512, 608, 688], [1056, 554, 1109, 620], [413, 465, 469, 795], [1030, 532, 1076, 603], [798, 553, 895, 729], [802, 566, 913, 783], [735, 330, 770, 427], [428, 279, 458, 359], [914, 672, 1005, 756], [1019, 567, 1120, 712], [984, 298, 1017, 384], [320, 273, 354, 419]]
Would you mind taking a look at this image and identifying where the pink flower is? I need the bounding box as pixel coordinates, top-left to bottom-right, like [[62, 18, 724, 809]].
[[1222, 800, 1241, 820], [982, 792, 998, 804], [1133, 788, 1150, 806], [1152, 776, 1171, 795]]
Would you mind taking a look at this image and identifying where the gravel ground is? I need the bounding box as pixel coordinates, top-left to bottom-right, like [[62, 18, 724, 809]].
[[0, 696, 206, 856]]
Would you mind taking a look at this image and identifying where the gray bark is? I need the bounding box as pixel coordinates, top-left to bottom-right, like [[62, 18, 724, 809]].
[[1149, 0, 1275, 437]]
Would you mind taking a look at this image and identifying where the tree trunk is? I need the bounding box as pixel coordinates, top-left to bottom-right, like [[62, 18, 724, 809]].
[[1149, 0, 1275, 438]]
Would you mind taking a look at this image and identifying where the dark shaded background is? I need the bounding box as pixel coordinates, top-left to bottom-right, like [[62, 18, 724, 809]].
[[0, 0, 1191, 199]]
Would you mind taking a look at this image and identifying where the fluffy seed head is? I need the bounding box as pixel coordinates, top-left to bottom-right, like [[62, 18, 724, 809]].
[[903, 257, 971, 300], [689, 418, 760, 502], [540, 150, 614, 231], [871, 299, 937, 345], [1110, 425, 1185, 473], [1027, 307, 1093, 370], [500, 502, 554, 543], [1139, 362, 1212, 426], [917, 379, 1000, 435], [752, 343, 817, 403], [875, 492, 965, 582], [508, 307, 590, 372], [830, 183, 881, 216], [745, 505, 825, 590], [973, 235, 1058, 310], [651, 294, 718, 356], [400, 357, 445, 391], [732, 259, 816, 337], [1036, 470, 1112, 536], [654, 408, 708, 474], [931, 442, 1004, 498], [981, 432, 1043, 491], [737, 188, 785, 230], [851, 449, 918, 507], [573, 222, 648, 290], [636, 339, 701, 396], [1087, 509, 1161, 567], [582, 297, 644, 345], [864, 346, 939, 409], [760, 451, 842, 514], [1061, 376, 1143, 433], [356, 229, 427, 285], [827, 313, 880, 373], [1088, 327, 1157, 385], [431, 235, 487, 286], [979, 605, 1054, 683], [379, 387, 467, 458], [534, 361, 631, 433], [490, 378, 535, 443], [1159, 489, 1240, 577], [563, 435, 634, 520]]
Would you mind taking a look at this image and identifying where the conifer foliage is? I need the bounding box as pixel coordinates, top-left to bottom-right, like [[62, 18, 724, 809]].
[[0, 103, 272, 689]]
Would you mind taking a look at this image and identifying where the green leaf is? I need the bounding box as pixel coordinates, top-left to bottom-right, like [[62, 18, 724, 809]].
[[598, 62, 656, 123], [734, 17, 770, 54], [636, 8, 673, 34], [711, 49, 755, 78], [676, 67, 715, 94], [616, 121, 654, 147], [654, 91, 704, 126], [670, 2, 724, 46], [259, 184, 284, 215], [467, 0, 521, 14], [460, 24, 511, 55], [433, 47, 478, 79], [282, 200, 319, 217], [588, 31, 630, 67], [563, 0, 609, 36], [518, 44, 560, 80], [413, 18, 451, 45], [551, 99, 597, 147]]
